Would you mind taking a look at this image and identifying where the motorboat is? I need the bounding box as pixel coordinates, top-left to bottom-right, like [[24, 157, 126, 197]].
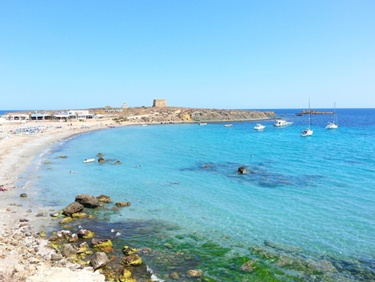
[[224, 124, 233, 127], [254, 124, 265, 130], [83, 158, 95, 163], [199, 122, 207, 125], [326, 102, 338, 129], [273, 120, 293, 127], [301, 99, 313, 137]]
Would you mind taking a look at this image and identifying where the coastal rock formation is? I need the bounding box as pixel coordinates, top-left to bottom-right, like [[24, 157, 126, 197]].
[[63, 202, 84, 216], [97, 153, 104, 157], [98, 157, 105, 163], [90, 252, 109, 270], [96, 194, 112, 203], [75, 194, 99, 208]]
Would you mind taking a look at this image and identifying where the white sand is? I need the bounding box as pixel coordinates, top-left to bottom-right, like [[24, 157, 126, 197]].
[[0, 120, 115, 282]]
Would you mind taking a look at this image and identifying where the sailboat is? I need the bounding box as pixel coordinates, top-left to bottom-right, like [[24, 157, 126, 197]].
[[301, 99, 313, 137], [326, 102, 338, 129]]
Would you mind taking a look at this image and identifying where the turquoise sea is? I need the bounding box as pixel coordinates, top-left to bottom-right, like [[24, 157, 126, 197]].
[[23, 109, 375, 281]]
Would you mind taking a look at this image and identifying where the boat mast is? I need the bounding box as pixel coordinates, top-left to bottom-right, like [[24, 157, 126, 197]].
[[308, 98, 311, 129]]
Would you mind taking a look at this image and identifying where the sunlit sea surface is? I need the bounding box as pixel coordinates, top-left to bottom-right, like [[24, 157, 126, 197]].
[[25, 109, 375, 281]]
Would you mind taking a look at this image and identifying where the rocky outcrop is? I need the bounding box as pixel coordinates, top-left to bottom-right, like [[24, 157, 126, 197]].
[[63, 202, 84, 216], [98, 157, 105, 163], [75, 194, 99, 208], [90, 252, 109, 270]]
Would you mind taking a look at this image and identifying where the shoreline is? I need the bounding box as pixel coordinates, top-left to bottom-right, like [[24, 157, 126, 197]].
[[0, 117, 269, 281], [0, 121, 113, 281]]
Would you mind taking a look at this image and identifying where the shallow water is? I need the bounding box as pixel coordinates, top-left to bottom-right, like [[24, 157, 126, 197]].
[[28, 109, 375, 281]]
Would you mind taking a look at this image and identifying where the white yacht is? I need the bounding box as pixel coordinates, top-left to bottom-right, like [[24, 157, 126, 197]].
[[273, 120, 293, 127], [254, 124, 265, 130], [199, 122, 207, 125], [224, 124, 233, 127], [301, 99, 313, 137], [326, 103, 338, 129]]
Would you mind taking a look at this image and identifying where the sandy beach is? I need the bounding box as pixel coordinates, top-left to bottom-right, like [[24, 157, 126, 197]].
[[0, 120, 113, 282]]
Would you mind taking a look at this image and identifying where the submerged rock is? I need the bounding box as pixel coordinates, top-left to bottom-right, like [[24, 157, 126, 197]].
[[264, 240, 303, 253], [240, 259, 258, 272], [72, 212, 88, 219], [75, 194, 99, 208], [59, 217, 73, 224], [91, 252, 109, 270], [63, 202, 84, 216], [187, 269, 202, 278], [116, 201, 131, 207]]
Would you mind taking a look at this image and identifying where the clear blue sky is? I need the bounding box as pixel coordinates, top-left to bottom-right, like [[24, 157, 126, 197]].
[[1, 0, 374, 110]]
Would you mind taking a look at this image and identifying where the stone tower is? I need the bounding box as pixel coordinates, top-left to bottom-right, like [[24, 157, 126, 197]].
[[153, 99, 167, 108]]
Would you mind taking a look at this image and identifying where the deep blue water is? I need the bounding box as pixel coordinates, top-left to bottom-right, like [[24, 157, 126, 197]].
[[24, 108, 375, 281]]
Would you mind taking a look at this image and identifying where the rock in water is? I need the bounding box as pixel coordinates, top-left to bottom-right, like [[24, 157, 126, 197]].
[[91, 239, 114, 253], [96, 195, 112, 203], [238, 166, 247, 174], [120, 254, 143, 266], [116, 201, 131, 207], [63, 202, 84, 216], [75, 194, 99, 208], [114, 161, 121, 165], [20, 193, 27, 198], [98, 157, 105, 163], [97, 153, 104, 157], [91, 252, 109, 270]]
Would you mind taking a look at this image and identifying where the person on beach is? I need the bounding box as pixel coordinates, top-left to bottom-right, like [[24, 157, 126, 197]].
[[0, 185, 9, 191]]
